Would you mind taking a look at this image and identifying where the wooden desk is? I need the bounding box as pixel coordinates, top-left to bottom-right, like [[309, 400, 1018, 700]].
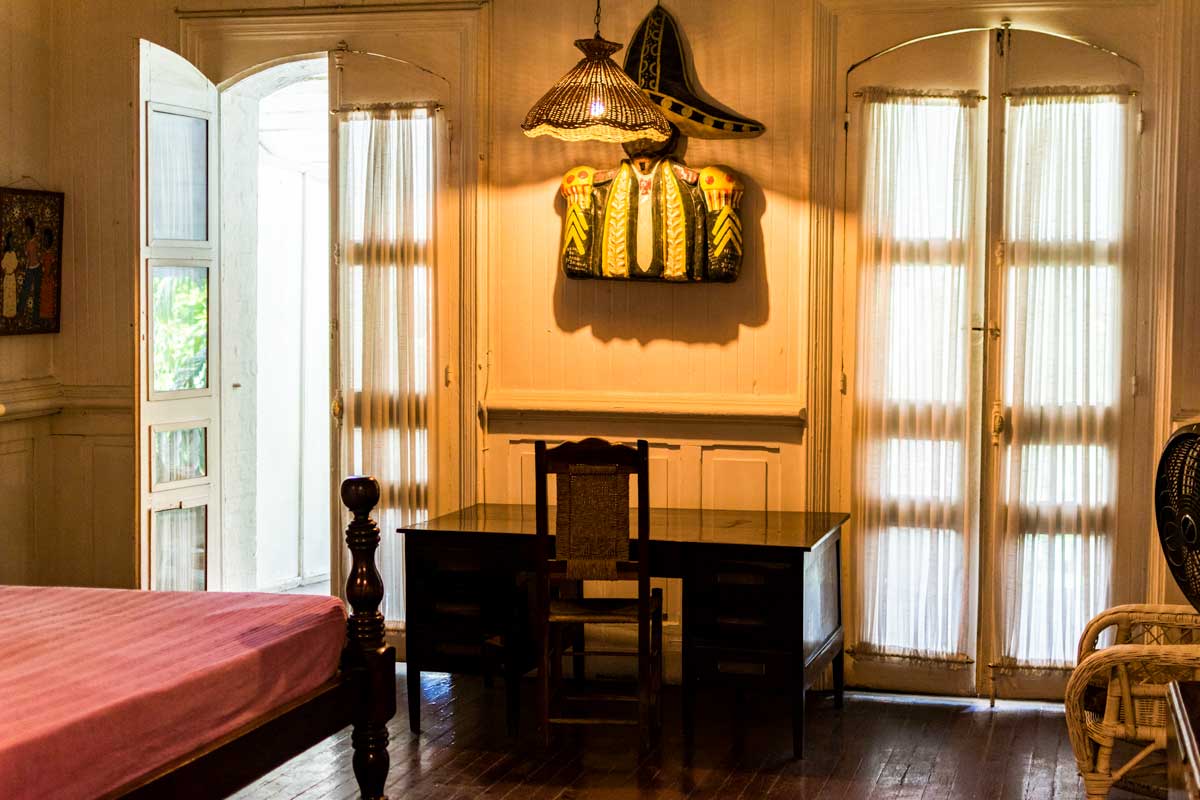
[[400, 504, 848, 757], [1169, 681, 1200, 799]]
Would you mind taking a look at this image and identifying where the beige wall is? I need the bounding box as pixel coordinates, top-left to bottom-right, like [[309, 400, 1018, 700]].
[[487, 0, 809, 401], [482, 0, 815, 525], [0, 0, 53, 584], [0, 0, 166, 586], [0, 0, 53, 386]]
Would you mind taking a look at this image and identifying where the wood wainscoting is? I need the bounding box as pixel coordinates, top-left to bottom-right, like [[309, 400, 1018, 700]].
[[0, 378, 134, 587]]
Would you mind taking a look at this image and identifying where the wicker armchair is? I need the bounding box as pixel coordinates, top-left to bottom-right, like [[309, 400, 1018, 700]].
[[1066, 603, 1200, 798]]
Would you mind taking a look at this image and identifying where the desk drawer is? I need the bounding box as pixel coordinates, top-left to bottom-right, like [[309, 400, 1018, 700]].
[[689, 557, 795, 648], [406, 541, 527, 668], [691, 646, 791, 688]]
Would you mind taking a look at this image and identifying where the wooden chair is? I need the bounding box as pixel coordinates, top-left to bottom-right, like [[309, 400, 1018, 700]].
[[534, 438, 663, 750]]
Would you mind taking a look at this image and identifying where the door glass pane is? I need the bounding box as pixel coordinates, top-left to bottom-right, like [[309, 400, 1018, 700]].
[[996, 90, 1127, 668], [852, 91, 981, 662], [151, 265, 208, 392], [152, 505, 207, 591], [150, 110, 208, 241], [153, 426, 207, 485]]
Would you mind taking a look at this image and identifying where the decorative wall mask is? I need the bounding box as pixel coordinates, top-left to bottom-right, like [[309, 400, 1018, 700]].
[[558, 5, 764, 283]]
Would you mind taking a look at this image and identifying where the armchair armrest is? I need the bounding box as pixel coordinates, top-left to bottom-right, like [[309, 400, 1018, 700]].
[[1066, 643, 1200, 771], [1077, 604, 1200, 664]]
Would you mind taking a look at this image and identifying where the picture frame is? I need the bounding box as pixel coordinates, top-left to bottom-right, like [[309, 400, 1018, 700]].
[[0, 187, 64, 336]]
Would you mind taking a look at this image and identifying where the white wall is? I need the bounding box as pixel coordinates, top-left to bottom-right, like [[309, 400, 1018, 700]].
[[219, 87, 260, 591], [256, 157, 306, 588]]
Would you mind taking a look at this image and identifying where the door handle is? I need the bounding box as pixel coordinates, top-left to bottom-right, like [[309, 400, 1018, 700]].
[[991, 402, 1005, 445], [331, 391, 344, 423]]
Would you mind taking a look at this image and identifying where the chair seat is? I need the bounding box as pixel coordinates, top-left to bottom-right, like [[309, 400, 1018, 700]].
[[549, 594, 662, 624]]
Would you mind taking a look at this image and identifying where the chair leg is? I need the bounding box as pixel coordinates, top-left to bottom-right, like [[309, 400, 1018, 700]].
[[572, 623, 586, 684], [538, 620, 551, 748], [504, 647, 521, 738], [551, 624, 563, 689], [639, 619, 651, 754], [652, 590, 664, 731], [482, 642, 495, 689]]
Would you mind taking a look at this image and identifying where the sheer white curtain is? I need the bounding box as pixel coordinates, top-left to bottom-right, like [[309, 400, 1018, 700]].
[[152, 505, 207, 591], [338, 106, 435, 624], [149, 110, 208, 242], [993, 88, 1130, 669], [852, 89, 981, 663]]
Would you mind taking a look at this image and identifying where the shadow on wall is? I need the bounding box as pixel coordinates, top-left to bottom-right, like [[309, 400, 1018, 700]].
[[550, 173, 769, 345]]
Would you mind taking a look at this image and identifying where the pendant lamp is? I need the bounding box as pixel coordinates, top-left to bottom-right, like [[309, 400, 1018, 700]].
[[522, 0, 672, 143]]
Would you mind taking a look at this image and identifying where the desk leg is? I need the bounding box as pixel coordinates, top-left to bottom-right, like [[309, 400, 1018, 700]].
[[681, 575, 695, 757], [405, 536, 421, 734], [833, 648, 845, 710], [791, 556, 805, 760], [407, 666, 421, 734], [792, 681, 805, 759]]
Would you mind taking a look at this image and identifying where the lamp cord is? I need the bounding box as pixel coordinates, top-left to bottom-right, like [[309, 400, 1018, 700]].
[[594, 0, 601, 35]]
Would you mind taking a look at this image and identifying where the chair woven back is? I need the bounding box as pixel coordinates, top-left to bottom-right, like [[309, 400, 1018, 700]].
[[534, 438, 650, 583], [556, 463, 630, 579]]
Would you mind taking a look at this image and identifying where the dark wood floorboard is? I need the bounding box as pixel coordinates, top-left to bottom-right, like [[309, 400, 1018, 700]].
[[232, 666, 1144, 799]]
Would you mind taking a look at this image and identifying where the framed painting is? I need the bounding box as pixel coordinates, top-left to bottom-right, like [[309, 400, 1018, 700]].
[[0, 187, 64, 336]]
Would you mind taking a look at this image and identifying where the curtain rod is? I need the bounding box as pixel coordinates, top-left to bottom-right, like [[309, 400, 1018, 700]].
[[332, 100, 443, 114], [852, 89, 987, 100], [176, 1, 486, 19]]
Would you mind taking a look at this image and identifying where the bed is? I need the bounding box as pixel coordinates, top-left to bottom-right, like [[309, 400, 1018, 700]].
[[0, 476, 394, 800]]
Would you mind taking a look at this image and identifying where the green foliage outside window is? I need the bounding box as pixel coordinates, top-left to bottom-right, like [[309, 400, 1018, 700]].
[[152, 267, 208, 393]]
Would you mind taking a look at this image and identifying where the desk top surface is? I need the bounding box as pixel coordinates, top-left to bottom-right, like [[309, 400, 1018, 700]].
[[400, 504, 849, 550]]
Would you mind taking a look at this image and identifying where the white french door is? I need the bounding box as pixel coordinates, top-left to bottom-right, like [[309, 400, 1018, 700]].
[[845, 28, 1146, 697], [136, 40, 222, 591]]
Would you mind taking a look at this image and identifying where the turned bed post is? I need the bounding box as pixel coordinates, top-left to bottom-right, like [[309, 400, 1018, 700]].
[[341, 476, 396, 800]]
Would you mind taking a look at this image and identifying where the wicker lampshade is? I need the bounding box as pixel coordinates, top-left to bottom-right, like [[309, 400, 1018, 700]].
[[522, 35, 672, 143]]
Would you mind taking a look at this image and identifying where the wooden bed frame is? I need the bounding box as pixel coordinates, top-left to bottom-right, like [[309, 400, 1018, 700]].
[[106, 476, 395, 800]]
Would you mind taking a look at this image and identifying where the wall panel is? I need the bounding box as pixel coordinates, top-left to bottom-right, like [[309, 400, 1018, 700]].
[[34, 411, 135, 588], [0, 0, 54, 385], [0, 435, 36, 584], [47, 0, 176, 390], [486, 0, 812, 412], [700, 445, 781, 511]]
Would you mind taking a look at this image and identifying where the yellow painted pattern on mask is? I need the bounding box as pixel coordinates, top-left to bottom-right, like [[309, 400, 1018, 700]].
[[602, 164, 633, 278], [659, 162, 687, 280]]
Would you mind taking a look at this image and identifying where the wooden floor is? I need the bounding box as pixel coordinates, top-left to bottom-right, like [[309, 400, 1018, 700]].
[[234, 666, 1134, 800]]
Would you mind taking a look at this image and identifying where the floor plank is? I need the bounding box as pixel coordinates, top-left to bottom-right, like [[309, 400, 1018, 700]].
[[235, 667, 1142, 799]]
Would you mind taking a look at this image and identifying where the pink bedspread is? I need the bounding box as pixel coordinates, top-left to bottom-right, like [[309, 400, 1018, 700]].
[[0, 586, 346, 799]]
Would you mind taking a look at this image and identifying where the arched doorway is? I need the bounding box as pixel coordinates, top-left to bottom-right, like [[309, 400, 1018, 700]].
[[218, 56, 332, 594]]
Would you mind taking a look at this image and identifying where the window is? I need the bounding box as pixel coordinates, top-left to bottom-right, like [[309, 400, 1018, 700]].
[[338, 106, 436, 623]]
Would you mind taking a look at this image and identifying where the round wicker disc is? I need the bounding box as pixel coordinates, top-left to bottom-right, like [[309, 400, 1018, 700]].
[[522, 35, 672, 143]]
